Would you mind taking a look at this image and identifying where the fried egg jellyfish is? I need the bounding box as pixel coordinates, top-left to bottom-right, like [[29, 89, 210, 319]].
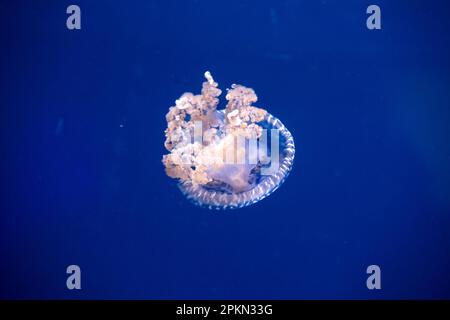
[[162, 72, 295, 209]]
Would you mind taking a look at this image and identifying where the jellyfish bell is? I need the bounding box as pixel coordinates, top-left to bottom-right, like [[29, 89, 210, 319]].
[[178, 111, 295, 209], [162, 72, 295, 209]]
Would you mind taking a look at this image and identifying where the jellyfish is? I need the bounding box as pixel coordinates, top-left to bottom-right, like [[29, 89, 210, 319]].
[[162, 71, 295, 209]]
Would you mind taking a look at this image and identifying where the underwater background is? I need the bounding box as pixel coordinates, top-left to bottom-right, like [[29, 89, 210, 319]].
[[1, 0, 450, 299]]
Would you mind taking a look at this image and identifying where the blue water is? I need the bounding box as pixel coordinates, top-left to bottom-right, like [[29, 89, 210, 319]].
[[1, 0, 450, 299]]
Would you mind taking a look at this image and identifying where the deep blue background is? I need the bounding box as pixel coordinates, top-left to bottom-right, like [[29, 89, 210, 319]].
[[1, 0, 450, 299]]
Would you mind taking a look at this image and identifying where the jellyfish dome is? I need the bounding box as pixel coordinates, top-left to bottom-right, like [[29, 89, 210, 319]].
[[162, 71, 295, 209]]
